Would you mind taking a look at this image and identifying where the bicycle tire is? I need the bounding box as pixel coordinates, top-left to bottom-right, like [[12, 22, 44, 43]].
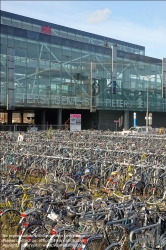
[[17, 213, 41, 236], [1, 209, 20, 230], [19, 222, 47, 250]]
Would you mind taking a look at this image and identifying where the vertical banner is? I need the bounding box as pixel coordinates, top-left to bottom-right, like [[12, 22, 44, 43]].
[[133, 112, 136, 127], [70, 114, 81, 131]]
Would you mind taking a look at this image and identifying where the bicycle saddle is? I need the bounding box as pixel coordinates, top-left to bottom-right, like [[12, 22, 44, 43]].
[[121, 191, 129, 195]]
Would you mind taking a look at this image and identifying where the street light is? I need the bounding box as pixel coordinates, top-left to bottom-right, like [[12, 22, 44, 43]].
[[141, 75, 155, 132]]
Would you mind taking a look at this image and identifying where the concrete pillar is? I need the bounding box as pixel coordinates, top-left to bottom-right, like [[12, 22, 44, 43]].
[[124, 111, 129, 130], [8, 110, 12, 125], [8, 110, 12, 131], [20, 112, 23, 123], [57, 109, 62, 128], [42, 110, 46, 130]]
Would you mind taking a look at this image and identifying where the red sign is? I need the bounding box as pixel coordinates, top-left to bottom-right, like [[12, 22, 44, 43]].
[[114, 120, 119, 122], [70, 114, 81, 118], [42, 26, 51, 34]]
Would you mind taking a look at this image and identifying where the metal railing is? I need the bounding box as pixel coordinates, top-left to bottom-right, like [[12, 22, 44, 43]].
[[0, 124, 69, 132]]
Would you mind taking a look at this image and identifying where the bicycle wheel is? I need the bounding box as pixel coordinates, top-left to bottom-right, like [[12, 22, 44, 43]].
[[60, 176, 76, 192], [17, 213, 41, 236], [1, 209, 20, 231], [19, 222, 48, 250], [30, 169, 43, 185], [84, 238, 108, 250]]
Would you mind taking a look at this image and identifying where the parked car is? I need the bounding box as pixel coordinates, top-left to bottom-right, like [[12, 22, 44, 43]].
[[120, 126, 153, 135]]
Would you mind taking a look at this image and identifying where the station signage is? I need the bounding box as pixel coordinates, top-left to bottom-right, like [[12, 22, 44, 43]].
[[0, 92, 166, 110]]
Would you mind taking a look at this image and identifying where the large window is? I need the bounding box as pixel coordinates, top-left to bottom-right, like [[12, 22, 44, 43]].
[[0, 27, 164, 111]]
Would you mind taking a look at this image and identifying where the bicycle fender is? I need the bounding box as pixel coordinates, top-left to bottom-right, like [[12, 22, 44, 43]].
[[87, 235, 103, 243], [1, 208, 20, 216]]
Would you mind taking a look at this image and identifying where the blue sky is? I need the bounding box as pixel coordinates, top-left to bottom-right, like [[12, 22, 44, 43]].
[[1, 1, 166, 59]]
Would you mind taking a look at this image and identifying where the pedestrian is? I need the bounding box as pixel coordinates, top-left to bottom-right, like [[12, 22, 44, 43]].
[[4, 133, 8, 140], [17, 132, 23, 144]]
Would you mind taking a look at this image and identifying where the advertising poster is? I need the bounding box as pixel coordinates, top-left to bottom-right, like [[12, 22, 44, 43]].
[[70, 114, 81, 131]]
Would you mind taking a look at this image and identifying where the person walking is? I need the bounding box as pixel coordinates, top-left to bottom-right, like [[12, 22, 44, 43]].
[[17, 132, 23, 144]]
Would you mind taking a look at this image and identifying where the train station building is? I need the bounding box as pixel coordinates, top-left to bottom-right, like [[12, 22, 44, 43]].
[[0, 10, 166, 130]]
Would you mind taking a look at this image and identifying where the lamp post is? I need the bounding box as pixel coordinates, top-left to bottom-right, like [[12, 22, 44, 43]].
[[142, 75, 155, 132], [146, 86, 149, 132]]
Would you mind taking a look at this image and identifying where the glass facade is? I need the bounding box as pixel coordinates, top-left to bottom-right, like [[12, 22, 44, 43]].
[[0, 11, 166, 112], [1, 11, 145, 55]]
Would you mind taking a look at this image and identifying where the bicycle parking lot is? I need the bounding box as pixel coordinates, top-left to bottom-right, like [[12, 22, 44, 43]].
[[0, 130, 166, 250]]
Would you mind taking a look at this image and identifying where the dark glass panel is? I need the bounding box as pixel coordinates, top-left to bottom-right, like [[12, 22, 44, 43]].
[[39, 33, 51, 43], [27, 30, 39, 40], [14, 27, 27, 38], [1, 24, 8, 34]]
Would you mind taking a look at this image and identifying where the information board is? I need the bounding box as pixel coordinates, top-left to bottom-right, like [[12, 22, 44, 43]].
[[70, 114, 81, 131]]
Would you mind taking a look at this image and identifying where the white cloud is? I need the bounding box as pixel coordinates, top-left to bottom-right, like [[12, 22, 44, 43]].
[[87, 8, 111, 24]]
